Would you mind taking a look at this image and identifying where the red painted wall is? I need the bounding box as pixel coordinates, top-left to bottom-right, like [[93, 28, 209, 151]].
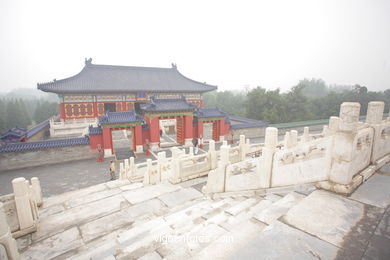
[[90, 134, 103, 149]]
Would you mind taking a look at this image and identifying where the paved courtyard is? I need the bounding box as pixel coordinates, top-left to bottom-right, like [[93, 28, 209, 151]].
[[15, 163, 390, 260]]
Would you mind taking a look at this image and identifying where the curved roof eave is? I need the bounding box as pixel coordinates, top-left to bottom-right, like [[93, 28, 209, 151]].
[[37, 62, 218, 94]]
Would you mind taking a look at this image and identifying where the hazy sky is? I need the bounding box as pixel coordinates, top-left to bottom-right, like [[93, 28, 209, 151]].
[[0, 0, 389, 93]]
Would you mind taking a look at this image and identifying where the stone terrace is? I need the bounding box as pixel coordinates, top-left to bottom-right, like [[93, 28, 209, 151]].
[[17, 163, 390, 260]]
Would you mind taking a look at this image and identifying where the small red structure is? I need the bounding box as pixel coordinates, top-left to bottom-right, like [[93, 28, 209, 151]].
[[96, 144, 104, 162], [145, 139, 150, 156]]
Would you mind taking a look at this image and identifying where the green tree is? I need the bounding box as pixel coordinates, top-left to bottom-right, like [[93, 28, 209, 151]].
[[33, 100, 58, 123]]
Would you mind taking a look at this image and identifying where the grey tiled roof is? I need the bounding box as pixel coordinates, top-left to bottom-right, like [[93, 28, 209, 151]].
[[229, 116, 268, 129], [141, 96, 197, 112], [26, 119, 50, 139], [37, 60, 217, 94], [195, 108, 227, 118], [0, 127, 27, 140], [0, 137, 89, 153], [99, 111, 144, 125], [88, 126, 103, 135]]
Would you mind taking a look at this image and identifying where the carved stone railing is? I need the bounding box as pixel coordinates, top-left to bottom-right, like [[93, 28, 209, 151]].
[[0, 177, 43, 241], [204, 101, 390, 196]]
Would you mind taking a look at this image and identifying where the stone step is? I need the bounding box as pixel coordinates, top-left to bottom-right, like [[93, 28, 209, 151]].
[[225, 198, 259, 216], [253, 192, 306, 225]]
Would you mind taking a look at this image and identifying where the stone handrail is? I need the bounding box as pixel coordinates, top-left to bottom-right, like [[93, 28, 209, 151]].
[[205, 101, 390, 196]]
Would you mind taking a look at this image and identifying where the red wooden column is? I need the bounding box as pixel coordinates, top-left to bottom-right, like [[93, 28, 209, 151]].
[[93, 102, 98, 117], [218, 119, 228, 142], [197, 120, 204, 139], [102, 128, 113, 157], [134, 125, 143, 153], [184, 115, 193, 146], [59, 103, 66, 119], [149, 116, 160, 151]]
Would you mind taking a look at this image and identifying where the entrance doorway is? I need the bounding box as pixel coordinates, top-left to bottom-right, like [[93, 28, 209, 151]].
[[203, 122, 213, 141], [159, 118, 180, 147], [134, 102, 145, 114], [104, 103, 116, 113], [112, 129, 134, 160]]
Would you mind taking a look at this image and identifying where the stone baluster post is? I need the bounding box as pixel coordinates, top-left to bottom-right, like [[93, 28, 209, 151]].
[[129, 157, 136, 178], [158, 151, 168, 181], [31, 177, 43, 207], [170, 147, 181, 183], [12, 178, 34, 230], [26, 180, 39, 222], [119, 163, 126, 180], [0, 202, 20, 260], [143, 159, 152, 185], [290, 130, 298, 146], [366, 101, 384, 125], [328, 117, 340, 135], [284, 131, 292, 149], [339, 102, 360, 132], [124, 159, 130, 178], [189, 147, 194, 156], [330, 102, 361, 185], [239, 135, 246, 161], [322, 125, 328, 136], [302, 126, 310, 142], [208, 140, 217, 170], [259, 127, 278, 188], [366, 101, 385, 163], [205, 144, 230, 193]]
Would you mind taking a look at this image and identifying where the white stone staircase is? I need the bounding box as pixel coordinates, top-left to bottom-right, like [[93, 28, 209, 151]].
[[19, 180, 314, 260]]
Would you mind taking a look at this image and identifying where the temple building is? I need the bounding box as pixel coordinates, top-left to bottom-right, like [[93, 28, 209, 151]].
[[37, 59, 267, 156], [38, 58, 216, 119]]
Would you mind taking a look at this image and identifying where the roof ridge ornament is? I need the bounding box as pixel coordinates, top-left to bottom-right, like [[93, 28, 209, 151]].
[[85, 58, 92, 65], [171, 63, 177, 69]]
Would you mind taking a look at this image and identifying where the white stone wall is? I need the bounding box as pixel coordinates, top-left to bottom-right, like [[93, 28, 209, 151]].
[[0, 145, 97, 171]]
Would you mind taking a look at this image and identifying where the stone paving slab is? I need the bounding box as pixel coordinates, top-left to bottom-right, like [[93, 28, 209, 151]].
[[22, 227, 83, 260], [138, 251, 162, 260], [122, 183, 180, 204], [42, 182, 109, 209], [66, 188, 122, 208], [228, 221, 339, 260], [79, 208, 135, 243], [284, 190, 369, 247], [363, 206, 390, 260], [32, 194, 128, 242], [158, 187, 203, 208], [255, 192, 305, 224], [350, 174, 390, 208]]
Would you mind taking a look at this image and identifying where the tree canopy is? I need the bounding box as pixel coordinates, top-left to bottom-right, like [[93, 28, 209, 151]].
[[204, 79, 390, 124]]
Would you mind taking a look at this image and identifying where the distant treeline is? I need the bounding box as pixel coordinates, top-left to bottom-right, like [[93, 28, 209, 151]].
[[204, 78, 390, 123], [0, 98, 58, 133]]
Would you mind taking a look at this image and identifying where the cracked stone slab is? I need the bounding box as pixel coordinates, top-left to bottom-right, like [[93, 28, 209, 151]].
[[228, 221, 338, 260], [138, 251, 162, 260], [158, 188, 204, 208], [22, 227, 83, 260], [350, 174, 390, 208], [362, 206, 390, 260], [284, 190, 374, 247], [39, 204, 65, 218], [254, 192, 305, 224], [42, 183, 108, 209], [33, 194, 128, 242], [122, 183, 180, 204], [66, 188, 122, 208]]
